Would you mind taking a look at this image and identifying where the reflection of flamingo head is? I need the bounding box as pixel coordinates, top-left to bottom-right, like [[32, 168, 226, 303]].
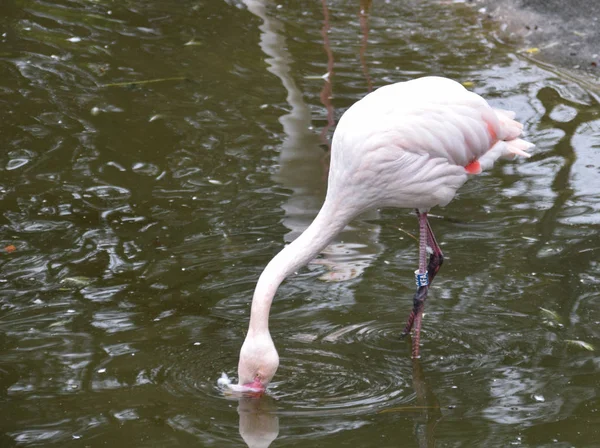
[[238, 331, 279, 392], [238, 395, 279, 448]]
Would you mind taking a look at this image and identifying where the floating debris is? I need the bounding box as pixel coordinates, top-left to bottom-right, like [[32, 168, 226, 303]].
[[49, 320, 70, 328], [379, 405, 440, 414], [539, 307, 561, 323], [565, 339, 594, 351], [540, 307, 563, 328], [397, 227, 418, 242], [60, 276, 93, 289], [100, 77, 188, 88], [305, 72, 330, 80]]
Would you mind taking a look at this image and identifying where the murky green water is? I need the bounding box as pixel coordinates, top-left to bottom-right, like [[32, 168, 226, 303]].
[[1, 0, 599, 446]]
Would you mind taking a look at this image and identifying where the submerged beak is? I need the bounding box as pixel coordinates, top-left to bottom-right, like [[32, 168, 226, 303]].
[[218, 373, 266, 397], [242, 378, 266, 394]]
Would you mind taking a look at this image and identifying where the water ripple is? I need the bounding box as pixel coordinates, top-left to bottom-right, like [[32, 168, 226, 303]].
[[273, 345, 412, 416], [2, 0, 600, 446]]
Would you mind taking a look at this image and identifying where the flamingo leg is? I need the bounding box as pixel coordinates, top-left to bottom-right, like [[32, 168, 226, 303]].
[[401, 210, 444, 358]]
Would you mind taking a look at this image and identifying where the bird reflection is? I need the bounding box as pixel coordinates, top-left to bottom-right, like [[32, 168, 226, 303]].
[[244, 0, 382, 284], [311, 0, 379, 282], [358, 0, 374, 93], [318, 0, 335, 153], [411, 359, 442, 448], [238, 395, 279, 448]]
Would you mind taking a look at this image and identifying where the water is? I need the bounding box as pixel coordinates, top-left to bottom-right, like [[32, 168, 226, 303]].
[[1, 0, 599, 446]]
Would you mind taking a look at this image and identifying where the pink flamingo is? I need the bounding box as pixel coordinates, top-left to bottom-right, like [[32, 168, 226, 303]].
[[237, 76, 533, 392]]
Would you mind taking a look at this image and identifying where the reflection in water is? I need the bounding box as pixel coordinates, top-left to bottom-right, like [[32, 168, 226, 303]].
[[312, 0, 382, 282], [244, 0, 382, 284], [358, 0, 374, 93], [318, 0, 335, 151], [238, 396, 279, 448], [410, 360, 441, 448]]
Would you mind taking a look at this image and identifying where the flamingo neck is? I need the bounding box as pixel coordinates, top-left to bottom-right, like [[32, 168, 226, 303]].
[[248, 196, 356, 335]]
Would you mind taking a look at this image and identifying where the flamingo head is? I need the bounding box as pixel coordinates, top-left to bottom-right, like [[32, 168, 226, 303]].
[[237, 331, 279, 393]]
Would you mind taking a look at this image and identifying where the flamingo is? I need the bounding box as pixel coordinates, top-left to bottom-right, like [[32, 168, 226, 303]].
[[236, 76, 533, 392]]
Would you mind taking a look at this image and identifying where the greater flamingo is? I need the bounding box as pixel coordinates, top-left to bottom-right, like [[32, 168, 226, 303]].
[[236, 76, 533, 392]]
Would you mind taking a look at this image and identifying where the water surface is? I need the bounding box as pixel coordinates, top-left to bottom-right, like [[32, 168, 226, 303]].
[[1, 0, 600, 446]]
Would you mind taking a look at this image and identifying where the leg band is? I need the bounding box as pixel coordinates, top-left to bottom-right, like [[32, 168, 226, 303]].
[[415, 270, 429, 287]]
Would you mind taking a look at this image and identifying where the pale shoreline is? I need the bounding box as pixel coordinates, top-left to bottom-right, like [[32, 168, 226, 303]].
[[472, 0, 599, 82]]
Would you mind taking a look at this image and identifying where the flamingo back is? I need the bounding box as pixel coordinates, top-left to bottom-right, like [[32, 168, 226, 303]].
[[327, 77, 532, 212]]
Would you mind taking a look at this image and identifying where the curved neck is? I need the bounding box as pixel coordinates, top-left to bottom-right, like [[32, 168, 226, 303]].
[[248, 196, 356, 334]]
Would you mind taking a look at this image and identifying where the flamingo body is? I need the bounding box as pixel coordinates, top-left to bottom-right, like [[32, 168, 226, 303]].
[[237, 76, 532, 391], [328, 76, 529, 213]]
